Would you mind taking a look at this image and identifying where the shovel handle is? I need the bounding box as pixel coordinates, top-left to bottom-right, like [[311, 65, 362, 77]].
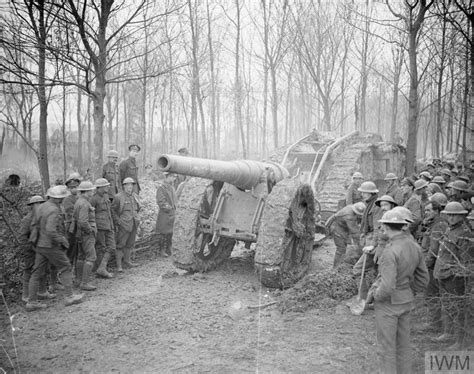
[[358, 253, 368, 297]]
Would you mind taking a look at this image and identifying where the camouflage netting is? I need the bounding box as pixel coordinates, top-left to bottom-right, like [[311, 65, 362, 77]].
[[136, 180, 158, 241], [278, 263, 359, 313]]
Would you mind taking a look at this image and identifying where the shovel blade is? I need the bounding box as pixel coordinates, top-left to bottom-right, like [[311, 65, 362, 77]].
[[350, 298, 366, 316]]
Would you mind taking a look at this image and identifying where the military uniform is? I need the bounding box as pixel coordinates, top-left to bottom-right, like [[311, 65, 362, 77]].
[[372, 233, 429, 374], [19, 209, 47, 300], [385, 183, 404, 206], [63, 193, 79, 261], [111, 190, 140, 269], [403, 193, 423, 239], [90, 190, 115, 277], [73, 195, 98, 289], [327, 205, 361, 267], [119, 157, 140, 194], [345, 182, 362, 205], [102, 161, 121, 198], [155, 180, 177, 256], [28, 200, 75, 303], [433, 221, 473, 346]]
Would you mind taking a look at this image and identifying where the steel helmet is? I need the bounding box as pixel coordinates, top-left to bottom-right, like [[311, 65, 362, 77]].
[[432, 176, 446, 184], [457, 175, 470, 183], [390, 207, 414, 223], [47, 185, 70, 199], [357, 181, 378, 193], [449, 180, 468, 191], [351, 202, 366, 216], [430, 192, 448, 207], [401, 177, 415, 188], [440, 168, 452, 177], [441, 202, 468, 215], [427, 183, 442, 194], [419, 171, 433, 180], [27, 195, 45, 205], [122, 177, 136, 185], [414, 179, 429, 191], [352, 172, 364, 179], [107, 150, 119, 158], [378, 210, 409, 225], [65, 172, 82, 185], [77, 181, 96, 191], [375, 195, 397, 207], [94, 178, 110, 188], [384, 173, 398, 181]]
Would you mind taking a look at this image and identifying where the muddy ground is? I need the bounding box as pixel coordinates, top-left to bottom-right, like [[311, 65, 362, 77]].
[[0, 240, 452, 373]]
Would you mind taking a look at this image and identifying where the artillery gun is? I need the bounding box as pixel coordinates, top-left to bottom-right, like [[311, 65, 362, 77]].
[[157, 154, 316, 288]]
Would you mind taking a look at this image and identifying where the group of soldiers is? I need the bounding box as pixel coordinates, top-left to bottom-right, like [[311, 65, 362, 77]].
[[327, 163, 473, 372], [21, 144, 182, 312]]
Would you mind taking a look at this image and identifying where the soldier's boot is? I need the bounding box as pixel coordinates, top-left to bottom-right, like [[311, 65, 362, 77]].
[[80, 261, 97, 291], [96, 253, 113, 278], [25, 301, 47, 312], [123, 247, 138, 268], [22, 281, 29, 303], [64, 294, 84, 307], [433, 311, 453, 342], [116, 249, 124, 272]]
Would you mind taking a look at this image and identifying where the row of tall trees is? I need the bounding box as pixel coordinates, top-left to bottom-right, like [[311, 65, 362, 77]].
[[1, 0, 473, 188]]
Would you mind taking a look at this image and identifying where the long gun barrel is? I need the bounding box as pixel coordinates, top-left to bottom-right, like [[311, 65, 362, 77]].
[[157, 154, 289, 190]]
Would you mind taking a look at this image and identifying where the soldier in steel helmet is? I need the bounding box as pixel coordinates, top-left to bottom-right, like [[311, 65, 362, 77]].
[[432, 202, 473, 349], [111, 177, 140, 271], [367, 209, 429, 374], [119, 145, 141, 194], [19, 195, 54, 303], [26, 186, 83, 311], [90, 178, 115, 278], [326, 202, 366, 268], [345, 172, 364, 205], [73, 181, 98, 291], [402, 178, 426, 239], [63, 173, 82, 264], [357, 195, 398, 275]]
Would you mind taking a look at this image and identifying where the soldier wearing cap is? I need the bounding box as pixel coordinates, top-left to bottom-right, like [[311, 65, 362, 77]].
[[119, 144, 141, 194], [346, 172, 364, 205], [155, 172, 178, 257], [73, 181, 98, 291], [90, 178, 115, 278], [433, 202, 473, 349], [19, 195, 54, 303], [326, 202, 366, 268], [102, 150, 121, 199], [367, 209, 429, 374], [26, 186, 84, 311], [111, 177, 140, 271], [383, 173, 404, 206]]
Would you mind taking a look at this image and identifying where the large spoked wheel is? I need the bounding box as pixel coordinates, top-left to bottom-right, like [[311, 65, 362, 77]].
[[172, 178, 235, 272], [254, 178, 316, 289]]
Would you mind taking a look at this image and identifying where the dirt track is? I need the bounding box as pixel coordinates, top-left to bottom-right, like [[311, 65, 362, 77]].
[[1, 241, 445, 373]]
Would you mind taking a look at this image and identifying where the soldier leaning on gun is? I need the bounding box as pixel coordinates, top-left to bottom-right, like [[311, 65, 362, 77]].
[[73, 181, 98, 291], [26, 186, 83, 311], [90, 178, 115, 278], [432, 202, 473, 350], [111, 177, 140, 271], [155, 172, 177, 257], [20, 195, 55, 303]]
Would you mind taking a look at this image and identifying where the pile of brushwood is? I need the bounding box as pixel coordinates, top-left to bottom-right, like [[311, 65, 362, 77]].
[[0, 183, 42, 300], [279, 263, 359, 313]]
